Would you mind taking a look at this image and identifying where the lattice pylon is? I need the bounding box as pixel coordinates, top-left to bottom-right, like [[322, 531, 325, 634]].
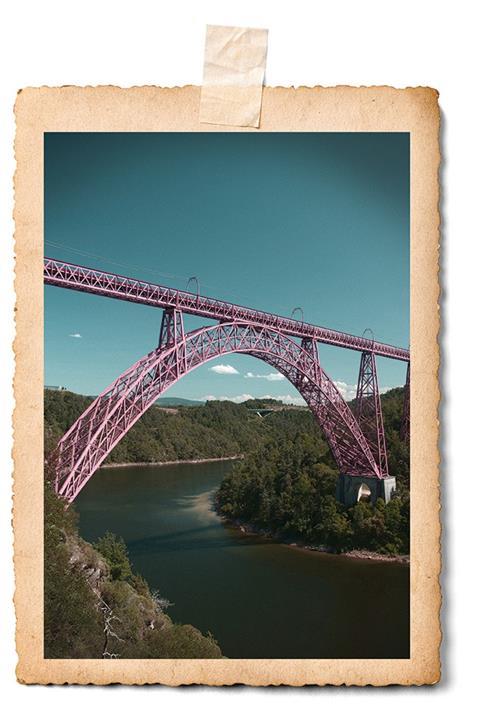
[[158, 307, 186, 377], [400, 362, 410, 443], [354, 351, 389, 478]]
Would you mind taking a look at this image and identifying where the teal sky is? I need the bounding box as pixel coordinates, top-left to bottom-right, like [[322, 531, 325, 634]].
[[44, 132, 409, 403]]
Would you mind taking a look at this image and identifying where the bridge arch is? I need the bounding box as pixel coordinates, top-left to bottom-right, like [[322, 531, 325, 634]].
[[51, 319, 381, 502]]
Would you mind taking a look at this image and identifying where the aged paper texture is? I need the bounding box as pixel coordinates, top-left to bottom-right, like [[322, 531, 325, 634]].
[[14, 86, 441, 686]]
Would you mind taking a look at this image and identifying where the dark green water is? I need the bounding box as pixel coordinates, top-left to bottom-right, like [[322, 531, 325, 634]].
[[76, 461, 410, 659]]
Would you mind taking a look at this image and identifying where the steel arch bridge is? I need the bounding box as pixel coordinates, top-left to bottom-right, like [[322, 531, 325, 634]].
[[44, 258, 410, 503]]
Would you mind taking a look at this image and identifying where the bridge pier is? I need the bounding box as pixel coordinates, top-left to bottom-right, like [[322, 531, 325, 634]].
[[336, 473, 396, 507]]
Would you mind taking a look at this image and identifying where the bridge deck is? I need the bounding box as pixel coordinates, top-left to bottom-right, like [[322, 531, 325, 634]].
[[44, 257, 409, 362]]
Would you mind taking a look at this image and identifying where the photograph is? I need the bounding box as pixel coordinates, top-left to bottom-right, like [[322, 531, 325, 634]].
[[43, 130, 411, 660]]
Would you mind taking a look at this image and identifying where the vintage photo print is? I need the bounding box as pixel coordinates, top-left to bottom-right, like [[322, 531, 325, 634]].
[[14, 86, 440, 685]]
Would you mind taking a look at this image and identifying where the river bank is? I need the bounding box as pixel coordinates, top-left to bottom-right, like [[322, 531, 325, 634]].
[[102, 455, 244, 469], [100, 458, 409, 566], [219, 515, 410, 565]]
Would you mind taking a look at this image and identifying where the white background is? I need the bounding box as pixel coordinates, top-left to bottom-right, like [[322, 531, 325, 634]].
[[0, 0, 478, 718]]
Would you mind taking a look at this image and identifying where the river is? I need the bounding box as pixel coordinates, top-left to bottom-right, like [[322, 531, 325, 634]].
[[76, 460, 410, 659]]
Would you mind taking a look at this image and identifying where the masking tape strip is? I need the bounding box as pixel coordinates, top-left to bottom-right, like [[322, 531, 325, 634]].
[[199, 25, 268, 128]]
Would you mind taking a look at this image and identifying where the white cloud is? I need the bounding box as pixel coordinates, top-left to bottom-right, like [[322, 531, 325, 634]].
[[333, 381, 392, 402], [244, 371, 285, 381], [209, 364, 239, 375], [333, 380, 357, 401], [68, 333, 82, 338]]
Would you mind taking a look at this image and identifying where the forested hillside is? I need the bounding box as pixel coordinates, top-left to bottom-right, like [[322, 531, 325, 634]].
[[44, 389, 313, 464], [216, 388, 410, 556], [45, 388, 408, 476]]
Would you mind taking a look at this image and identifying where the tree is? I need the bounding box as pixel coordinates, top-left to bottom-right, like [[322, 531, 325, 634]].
[[94, 532, 133, 581], [44, 483, 104, 657]]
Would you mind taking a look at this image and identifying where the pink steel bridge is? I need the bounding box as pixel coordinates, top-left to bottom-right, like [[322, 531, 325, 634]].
[[44, 257, 410, 503]]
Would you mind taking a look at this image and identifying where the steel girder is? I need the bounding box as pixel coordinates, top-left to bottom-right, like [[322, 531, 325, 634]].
[[50, 315, 383, 502], [354, 351, 389, 478]]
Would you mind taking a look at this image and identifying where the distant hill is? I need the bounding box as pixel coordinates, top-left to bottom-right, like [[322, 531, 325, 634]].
[[155, 397, 205, 408], [44, 388, 205, 409], [43, 389, 296, 410]]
